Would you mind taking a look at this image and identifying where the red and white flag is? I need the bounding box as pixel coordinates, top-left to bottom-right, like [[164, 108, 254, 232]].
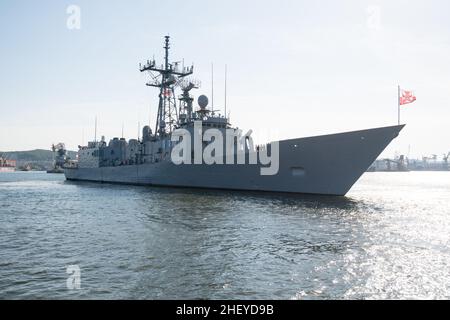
[[400, 89, 416, 105]]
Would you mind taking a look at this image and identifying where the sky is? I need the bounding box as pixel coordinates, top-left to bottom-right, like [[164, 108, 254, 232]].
[[0, 0, 449, 159]]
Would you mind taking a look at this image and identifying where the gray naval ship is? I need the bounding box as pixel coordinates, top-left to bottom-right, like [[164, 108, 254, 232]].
[[65, 36, 404, 196]]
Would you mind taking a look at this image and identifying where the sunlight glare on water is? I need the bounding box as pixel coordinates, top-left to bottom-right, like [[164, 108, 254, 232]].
[[0, 171, 449, 299]]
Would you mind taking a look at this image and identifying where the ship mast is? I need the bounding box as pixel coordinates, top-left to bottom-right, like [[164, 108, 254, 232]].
[[140, 36, 193, 136]]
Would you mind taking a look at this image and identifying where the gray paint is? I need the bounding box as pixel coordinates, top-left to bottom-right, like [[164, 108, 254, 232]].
[[65, 124, 404, 196]]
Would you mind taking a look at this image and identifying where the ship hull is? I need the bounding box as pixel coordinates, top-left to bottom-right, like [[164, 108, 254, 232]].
[[0, 167, 15, 173], [65, 125, 404, 196]]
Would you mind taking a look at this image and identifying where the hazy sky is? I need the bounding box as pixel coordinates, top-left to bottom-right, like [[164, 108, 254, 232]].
[[1, 0, 449, 158]]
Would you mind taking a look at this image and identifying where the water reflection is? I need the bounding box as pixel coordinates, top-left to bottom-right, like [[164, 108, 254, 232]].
[[66, 179, 365, 212], [86, 183, 372, 299], [2, 172, 449, 299]]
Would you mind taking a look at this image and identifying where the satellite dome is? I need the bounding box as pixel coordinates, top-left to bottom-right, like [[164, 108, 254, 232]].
[[198, 95, 209, 109]]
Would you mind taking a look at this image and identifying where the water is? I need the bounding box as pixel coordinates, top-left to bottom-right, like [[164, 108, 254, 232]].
[[0, 171, 449, 300]]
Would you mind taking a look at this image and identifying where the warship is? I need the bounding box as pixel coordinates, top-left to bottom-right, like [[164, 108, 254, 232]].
[[64, 36, 404, 196], [47, 143, 68, 174]]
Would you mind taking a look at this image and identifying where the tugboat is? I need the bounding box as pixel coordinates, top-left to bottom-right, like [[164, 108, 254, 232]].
[[65, 36, 404, 196]]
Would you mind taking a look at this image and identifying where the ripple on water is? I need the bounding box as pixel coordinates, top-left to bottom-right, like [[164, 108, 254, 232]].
[[1, 171, 450, 299]]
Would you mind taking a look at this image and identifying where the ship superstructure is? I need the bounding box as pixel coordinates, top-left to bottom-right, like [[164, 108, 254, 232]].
[[47, 143, 68, 173], [65, 36, 405, 196]]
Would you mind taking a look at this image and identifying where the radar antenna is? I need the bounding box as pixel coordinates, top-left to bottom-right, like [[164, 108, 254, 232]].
[[178, 78, 200, 122]]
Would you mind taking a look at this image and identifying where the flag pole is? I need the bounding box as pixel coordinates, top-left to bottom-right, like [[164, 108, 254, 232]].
[[211, 62, 214, 110], [224, 64, 227, 122], [397, 85, 401, 125]]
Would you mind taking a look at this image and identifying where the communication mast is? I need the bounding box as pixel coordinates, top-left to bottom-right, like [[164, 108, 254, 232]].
[[140, 36, 193, 135]]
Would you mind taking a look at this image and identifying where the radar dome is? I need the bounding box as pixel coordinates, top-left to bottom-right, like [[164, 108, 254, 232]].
[[198, 95, 209, 109]]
